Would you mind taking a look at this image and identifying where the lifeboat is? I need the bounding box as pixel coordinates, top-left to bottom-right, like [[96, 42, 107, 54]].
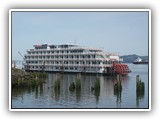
[[112, 63, 131, 76]]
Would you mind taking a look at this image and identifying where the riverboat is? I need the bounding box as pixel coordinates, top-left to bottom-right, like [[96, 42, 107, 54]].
[[24, 44, 131, 75]]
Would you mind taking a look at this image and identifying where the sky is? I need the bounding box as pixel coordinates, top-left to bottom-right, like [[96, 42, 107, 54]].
[[11, 10, 149, 61]]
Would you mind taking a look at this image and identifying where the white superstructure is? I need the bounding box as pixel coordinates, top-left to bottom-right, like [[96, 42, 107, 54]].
[[24, 44, 123, 74], [134, 57, 142, 62]]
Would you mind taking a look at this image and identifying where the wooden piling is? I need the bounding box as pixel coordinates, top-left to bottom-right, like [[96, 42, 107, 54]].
[[69, 82, 75, 92], [114, 74, 122, 94], [136, 75, 145, 94]]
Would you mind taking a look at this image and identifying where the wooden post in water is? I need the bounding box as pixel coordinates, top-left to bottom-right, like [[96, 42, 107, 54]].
[[114, 74, 122, 104], [136, 75, 145, 107], [114, 74, 122, 93], [136, 75, 145, 95]]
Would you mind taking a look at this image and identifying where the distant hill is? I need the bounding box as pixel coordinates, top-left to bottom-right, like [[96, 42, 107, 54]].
[[120, 54, 148, 63]]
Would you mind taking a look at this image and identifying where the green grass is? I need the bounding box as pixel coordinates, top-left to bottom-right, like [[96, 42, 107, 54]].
[[11, 68, 47, 87]]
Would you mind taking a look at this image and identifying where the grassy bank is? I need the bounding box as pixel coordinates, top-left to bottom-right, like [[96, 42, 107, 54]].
[[11, 68, 47, 87]]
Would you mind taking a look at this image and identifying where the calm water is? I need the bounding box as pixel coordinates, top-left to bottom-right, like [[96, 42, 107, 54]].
[[11, 64, 149, 109]]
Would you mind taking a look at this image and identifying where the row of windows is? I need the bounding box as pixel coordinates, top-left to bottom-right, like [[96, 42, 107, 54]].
[[25, 55, 100, 59], [35, 45, 75, 50], [27, 61, 93, 64], [25, 66, 102, 71], [28, 49, 85, 55], [25, 66, 78, 70], [26, 60, 117, 65]]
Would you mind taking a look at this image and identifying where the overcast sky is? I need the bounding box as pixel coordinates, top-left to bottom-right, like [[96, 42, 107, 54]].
[[12, 10, 149, 60]]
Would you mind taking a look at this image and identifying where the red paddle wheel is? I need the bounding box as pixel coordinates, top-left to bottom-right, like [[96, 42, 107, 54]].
[[112, 63, 131, 75]]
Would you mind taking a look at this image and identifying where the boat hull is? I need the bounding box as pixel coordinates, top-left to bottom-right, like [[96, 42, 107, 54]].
[[133, 62, 148, 64]]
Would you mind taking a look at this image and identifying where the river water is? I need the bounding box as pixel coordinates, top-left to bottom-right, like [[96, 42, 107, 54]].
[[11, 64, 149, 109]]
